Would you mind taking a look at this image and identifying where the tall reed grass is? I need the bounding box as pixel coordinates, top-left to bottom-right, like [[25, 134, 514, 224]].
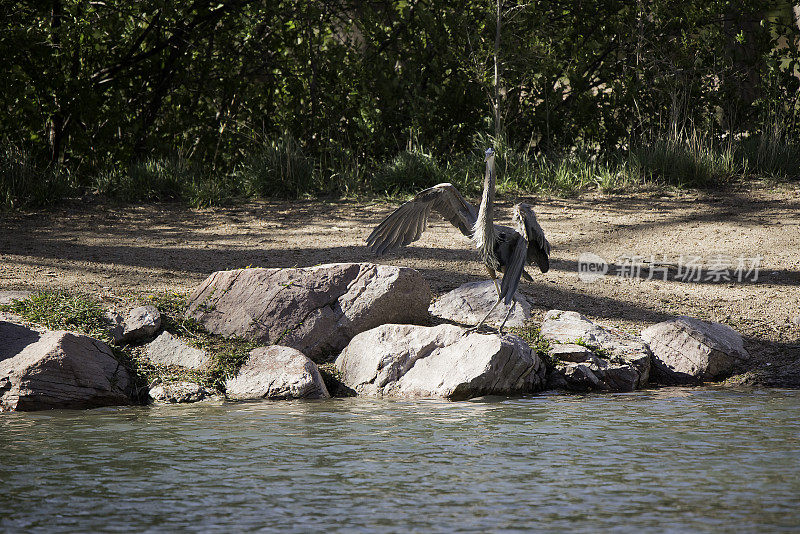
[[0, 146, 72, 209], [2, 126, 798, 210]]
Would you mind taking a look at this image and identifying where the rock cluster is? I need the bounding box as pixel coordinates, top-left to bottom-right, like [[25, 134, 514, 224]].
[[0, 264, 756, 410], [541, 310, 651, 392]]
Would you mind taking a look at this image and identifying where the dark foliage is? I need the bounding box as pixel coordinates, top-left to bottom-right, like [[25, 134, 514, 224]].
[[1, 1, 798, 208]]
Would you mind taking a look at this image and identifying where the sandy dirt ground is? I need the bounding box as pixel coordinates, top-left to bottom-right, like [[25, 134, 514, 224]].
[[1, 182, 799, 384]]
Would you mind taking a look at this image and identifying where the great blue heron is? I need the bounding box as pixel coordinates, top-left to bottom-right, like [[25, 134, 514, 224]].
[[366, 147, 550, 332]]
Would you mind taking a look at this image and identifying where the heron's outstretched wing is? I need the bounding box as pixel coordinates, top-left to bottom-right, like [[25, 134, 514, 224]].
[[366, 183, 477, 256], [512, 203, 550, 273]]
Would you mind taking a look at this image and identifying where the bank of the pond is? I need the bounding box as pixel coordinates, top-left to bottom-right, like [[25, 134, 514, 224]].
[[1, 183, 798, 394]]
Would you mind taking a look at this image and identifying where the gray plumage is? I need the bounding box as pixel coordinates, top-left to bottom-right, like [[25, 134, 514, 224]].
[[366, 183, 477, 256], [366, 148, 550, 329]]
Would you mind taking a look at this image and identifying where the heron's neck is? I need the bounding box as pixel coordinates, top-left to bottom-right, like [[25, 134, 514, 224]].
[[473, 157, 497, 267]]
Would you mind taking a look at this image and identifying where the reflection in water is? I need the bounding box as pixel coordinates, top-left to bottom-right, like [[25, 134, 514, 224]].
[[1, 388, 799, 532]]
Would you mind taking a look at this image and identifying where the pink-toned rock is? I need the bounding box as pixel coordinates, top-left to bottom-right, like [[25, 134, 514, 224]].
[[0, 325, 134, 411], [109, 305, 162, 343], [225, 346, 329, 400], [550, 343, 595, 363], [335, 324, 545, 400], [429, 280, 532, 328], [149, 381, 220, 403], [145, 331, 212, 371], [186, 263, 431, 361], [0, 320, 42, 359], [641, 316, 750, 384]]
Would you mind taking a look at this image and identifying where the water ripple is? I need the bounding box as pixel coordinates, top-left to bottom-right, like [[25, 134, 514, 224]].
[[1, 388, 799, 532]]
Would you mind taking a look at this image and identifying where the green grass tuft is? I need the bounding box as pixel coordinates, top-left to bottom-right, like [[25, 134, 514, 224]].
[[509, 324, 554, 370], [571, 337, 611, 360], [737, 128, 800, 179], [236, 133, 314, 198], [93, 158, 234, 207], [2, 291, 110, 340], [4, 124, 799, 211], [630, 129, 741, 187], [93, 158, 187, 202], [373, 149, 444, 194], [0, 146, 73, 210]]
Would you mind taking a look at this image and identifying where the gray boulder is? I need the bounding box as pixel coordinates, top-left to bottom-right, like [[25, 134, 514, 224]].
[[145, 331, 213, 371], [0, 325, 134, 411], [186, 263, 432, 361], [641, 316, 750, 384], [541, 310, 650, 392], [429, 280, 532, 328], [149, 381, 220, 403], [225, 346, 329, 400], [335, 324, 546, 400], [109, 305, 162, 343]]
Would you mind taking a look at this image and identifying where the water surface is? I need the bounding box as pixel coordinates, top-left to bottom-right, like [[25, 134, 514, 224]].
[[2, 388, 799, 533]]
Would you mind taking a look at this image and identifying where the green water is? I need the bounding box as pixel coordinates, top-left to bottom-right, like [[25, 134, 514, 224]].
[[1, 388, 799, 533]]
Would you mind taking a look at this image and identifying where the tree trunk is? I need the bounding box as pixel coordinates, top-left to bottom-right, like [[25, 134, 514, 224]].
[[48, 0, 64, 164], [493, 0, 502, 141], [722, 8, 765, 128]]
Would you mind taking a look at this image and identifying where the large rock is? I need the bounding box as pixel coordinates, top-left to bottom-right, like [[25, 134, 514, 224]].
[[429, 280, 532, 328], [0, 320, 43, 359], [145, 331, 213, 370], [109, 305, 162, 343], [335, 324, 546, 400], [541, 310, 650, 392], [149, 381, 220, 403], [641, 316, 750, 384], [186, 263, 432, 361], [0, 324, 134, 411], [225, 346, 329, 400]]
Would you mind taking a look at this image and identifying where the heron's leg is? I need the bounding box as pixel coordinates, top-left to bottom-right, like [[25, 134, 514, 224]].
[[498, 298, 517, 333], [469, 296, 502, 333], [486, 265, 501, 297]]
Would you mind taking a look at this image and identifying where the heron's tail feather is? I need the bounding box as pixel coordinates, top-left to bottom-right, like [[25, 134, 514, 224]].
[[499, 236, 528, 305]]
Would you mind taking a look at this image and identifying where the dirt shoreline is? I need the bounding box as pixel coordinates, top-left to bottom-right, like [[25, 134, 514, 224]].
[[1, 182, 799, 385]]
